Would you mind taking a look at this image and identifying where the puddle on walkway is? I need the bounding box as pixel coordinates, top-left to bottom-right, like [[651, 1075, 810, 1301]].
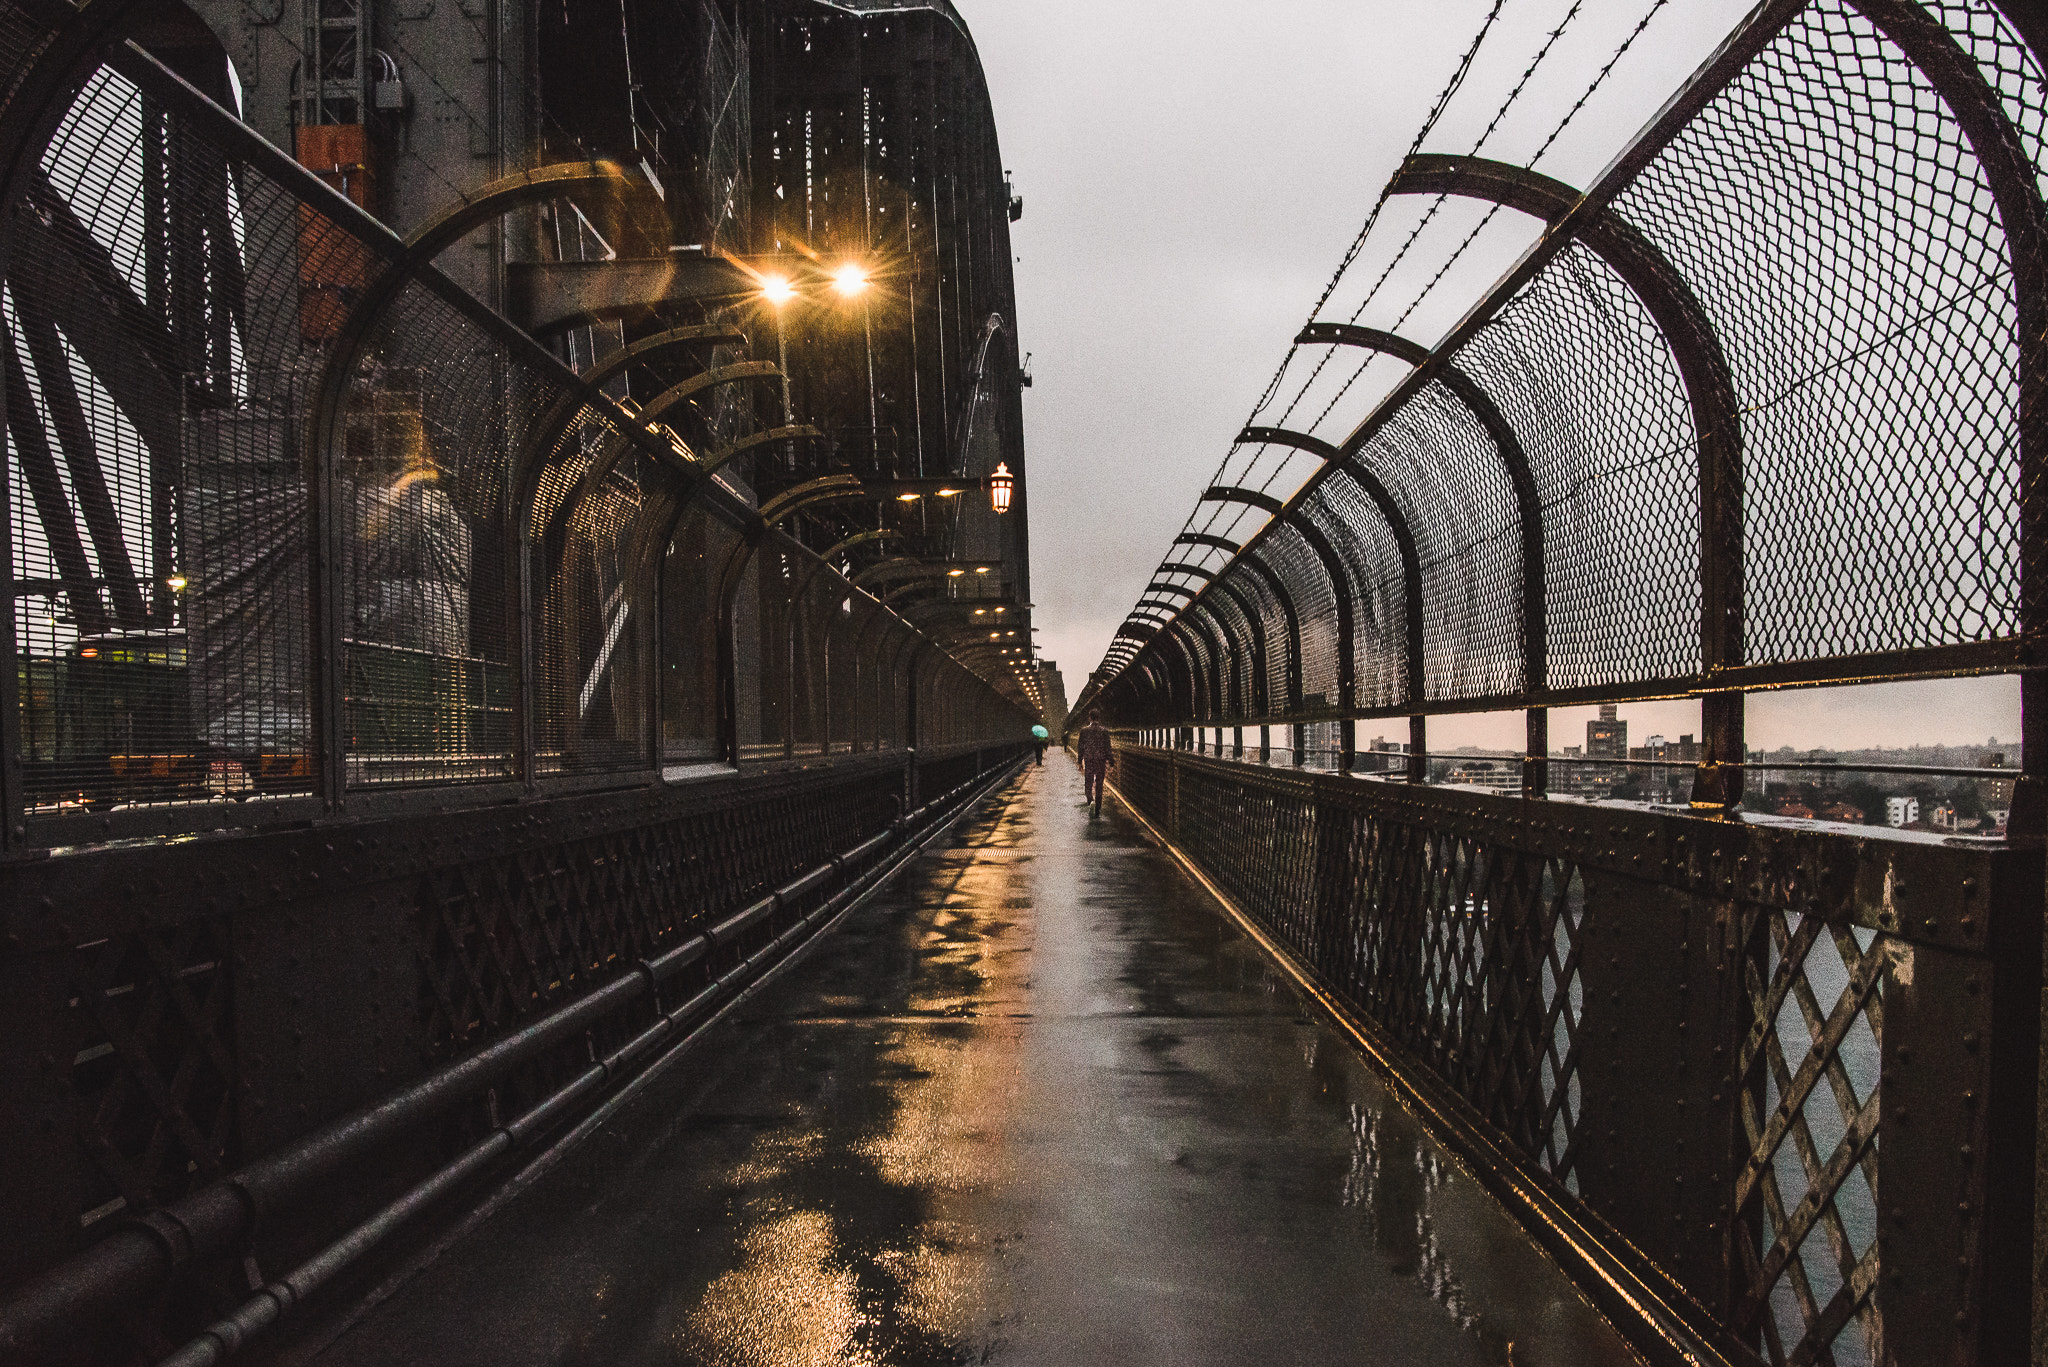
[[308, 756, 1641, 1367]]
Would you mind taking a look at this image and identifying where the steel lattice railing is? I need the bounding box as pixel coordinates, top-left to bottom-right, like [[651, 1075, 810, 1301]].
[[1115, 744, 2035, 1367]]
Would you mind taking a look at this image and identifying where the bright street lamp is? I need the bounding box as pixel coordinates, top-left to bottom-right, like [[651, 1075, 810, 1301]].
[[832, 263, 870, 297], [760, 274, 796, 306], [988, 462, 1015, 514]]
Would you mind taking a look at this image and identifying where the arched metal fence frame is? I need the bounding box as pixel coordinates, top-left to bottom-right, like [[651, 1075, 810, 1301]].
[[0, 10, 1030, 851], [1084, 5, 2048, 1363], [1084, 0, 2048, 815]]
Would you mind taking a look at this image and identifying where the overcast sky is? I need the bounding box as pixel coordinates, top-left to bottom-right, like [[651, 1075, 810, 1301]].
[[951, 0, 2023, 752]]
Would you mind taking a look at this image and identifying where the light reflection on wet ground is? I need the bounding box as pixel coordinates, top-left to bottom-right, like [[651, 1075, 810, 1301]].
[[310, 755, 1641, 1367]]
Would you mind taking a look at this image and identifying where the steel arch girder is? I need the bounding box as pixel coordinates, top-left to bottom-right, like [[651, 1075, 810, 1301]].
[[403, 161, 655, 261], [1173, 533, 1242, 555]]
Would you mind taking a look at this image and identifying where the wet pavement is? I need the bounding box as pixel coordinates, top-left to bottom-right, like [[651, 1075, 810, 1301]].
[[305, 755, 1640, 1367]]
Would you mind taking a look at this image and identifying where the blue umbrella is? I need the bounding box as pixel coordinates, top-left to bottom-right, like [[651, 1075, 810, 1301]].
[[1031, 725, 1049, 740]]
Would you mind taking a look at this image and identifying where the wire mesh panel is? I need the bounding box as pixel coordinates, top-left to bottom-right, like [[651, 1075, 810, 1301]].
[[337, 274, 535, 785], [1355, 381, 1524, 700], [1260, 522, 1341, 712], [525, 409, 655, 779], [1200, 591, 1259, 715], [659, 503, 733, 764], [787, 562, 833, 755], [1614, 0, 2027, 665], [1222, 565, 1284, 713], [1449, 243, 1702, 692], [1304, 473, 1411, 710]]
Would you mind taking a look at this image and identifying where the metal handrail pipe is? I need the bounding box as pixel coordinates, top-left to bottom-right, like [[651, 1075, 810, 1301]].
[[149, 756, 1025, 1367], [0, 755, 1022, 1362]]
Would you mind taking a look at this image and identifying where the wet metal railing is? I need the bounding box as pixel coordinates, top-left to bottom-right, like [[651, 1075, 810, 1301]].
[[1113, 743, 2038, 1366]]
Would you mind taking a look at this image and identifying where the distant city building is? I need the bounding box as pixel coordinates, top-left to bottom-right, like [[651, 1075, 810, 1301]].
[[1821, 802, 1865, 823], [1887, 795, 1920, 828], [1587, 704, 1627, 758], [1628, 732, 1698, 803], [1364, 735, 1410, 777], [1777, 800, 1816, 819], [1447, 759, 1521, 791], [1573, 704, 1629, 797], [1979, 752, 2014, 809]]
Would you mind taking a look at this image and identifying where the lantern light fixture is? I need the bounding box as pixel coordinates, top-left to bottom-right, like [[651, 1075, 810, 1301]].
[[988, 462, 1015, 514]]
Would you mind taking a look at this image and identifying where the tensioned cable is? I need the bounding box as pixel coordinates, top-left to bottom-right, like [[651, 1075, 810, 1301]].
[[1150, 0, 1512, 576], [1294, 0, 1677, 437], [1174, 0, 1604, 557], [1115, 0, 1683, 701], [1208, 0, 1679, 522]]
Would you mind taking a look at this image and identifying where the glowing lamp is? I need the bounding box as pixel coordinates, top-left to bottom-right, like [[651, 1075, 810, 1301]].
[[988, 462, 1015, 514], [832, 263, 869, 297], [760, 274, 795, 306], [167, 574, 188, 592]]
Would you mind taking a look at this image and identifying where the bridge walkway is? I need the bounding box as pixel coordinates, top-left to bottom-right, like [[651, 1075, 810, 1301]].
[[288, 755, 1636, 1367]]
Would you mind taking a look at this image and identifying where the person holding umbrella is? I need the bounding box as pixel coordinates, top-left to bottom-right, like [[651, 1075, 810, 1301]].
[[1031, 724, 1049, 764]]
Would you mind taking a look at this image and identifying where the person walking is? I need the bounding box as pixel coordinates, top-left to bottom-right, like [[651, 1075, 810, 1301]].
[[1031, 723, 1049, 765], [1077, 710, 1115, 817]]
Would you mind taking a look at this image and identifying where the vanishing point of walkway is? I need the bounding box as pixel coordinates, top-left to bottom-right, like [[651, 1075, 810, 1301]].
[[301, 755, 1638, 1367]]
